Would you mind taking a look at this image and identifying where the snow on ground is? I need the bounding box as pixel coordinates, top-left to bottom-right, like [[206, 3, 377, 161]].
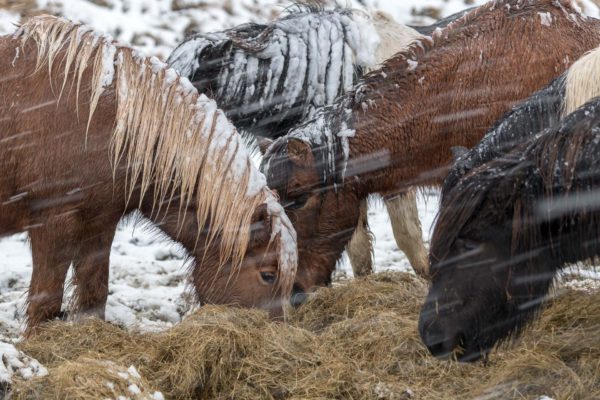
[[1, 0, 600, 387]]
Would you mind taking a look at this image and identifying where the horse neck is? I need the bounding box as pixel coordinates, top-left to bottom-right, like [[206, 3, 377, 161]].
[[346, 13, 600, 198], [133, 189, 199, 253]]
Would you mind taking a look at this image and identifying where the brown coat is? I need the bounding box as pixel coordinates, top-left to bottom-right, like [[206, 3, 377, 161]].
[[262, 0, 600, 293], [0, 16, 297, 332]]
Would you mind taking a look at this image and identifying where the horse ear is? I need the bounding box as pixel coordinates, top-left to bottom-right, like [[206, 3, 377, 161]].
[[287, 139, 312, 167], [451, 146, 468, 162], [249, 204, 271, 249], [257, 137, 274, 156]]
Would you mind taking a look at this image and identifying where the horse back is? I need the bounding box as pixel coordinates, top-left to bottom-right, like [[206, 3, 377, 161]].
[[0, 34, 123, 234]]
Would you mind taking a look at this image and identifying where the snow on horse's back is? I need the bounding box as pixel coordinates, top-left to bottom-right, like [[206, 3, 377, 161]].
[[167, 4, 423, 139]]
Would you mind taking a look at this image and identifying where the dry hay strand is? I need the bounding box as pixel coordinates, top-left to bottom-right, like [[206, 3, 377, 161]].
[[16, 319, 153, 366], [9, 272, 600, 399], [145, 307, 343, 399], [290, 272, 429, 332]]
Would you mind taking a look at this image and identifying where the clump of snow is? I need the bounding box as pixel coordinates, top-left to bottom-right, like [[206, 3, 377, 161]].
[[0, 10, 19, 35], [101, 42, 118, 87], [103, 361, 163, 399], [539, 11, 553, 26], [265, 196, 298, 278], [0, 342, 47, 386]]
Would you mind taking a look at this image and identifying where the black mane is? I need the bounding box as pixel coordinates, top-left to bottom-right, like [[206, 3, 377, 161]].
[[435, 95, 600, 292]]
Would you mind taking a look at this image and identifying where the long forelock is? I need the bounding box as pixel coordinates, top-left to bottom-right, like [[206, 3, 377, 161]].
[[16, 15, 297, 303], [431, 177, 490, 265], [432, 157, 526, 265]]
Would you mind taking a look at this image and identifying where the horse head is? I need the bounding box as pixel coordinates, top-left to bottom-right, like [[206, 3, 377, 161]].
[[189, 203, 293, 318], [419, 157, 552, 362], [260, 134, 362, 299]]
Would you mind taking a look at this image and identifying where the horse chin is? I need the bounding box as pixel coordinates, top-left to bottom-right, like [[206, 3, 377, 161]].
[[424, 331, 488, 363], [259, 297, 286, 320], [454, 342, 489, 363]]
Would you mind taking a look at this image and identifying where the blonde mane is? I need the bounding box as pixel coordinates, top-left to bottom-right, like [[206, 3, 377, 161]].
[[563, 45, 600, 116], [14, 15, 297, 301], [367, 10, 423, 71]]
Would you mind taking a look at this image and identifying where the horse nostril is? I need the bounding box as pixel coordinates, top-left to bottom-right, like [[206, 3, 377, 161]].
[[422, 325, 464, 360], [290, 284, 308, 308], [426, 341, 450, 359]]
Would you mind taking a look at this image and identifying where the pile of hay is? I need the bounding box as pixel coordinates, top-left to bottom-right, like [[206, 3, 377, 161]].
[[10, 272, 600, 399]]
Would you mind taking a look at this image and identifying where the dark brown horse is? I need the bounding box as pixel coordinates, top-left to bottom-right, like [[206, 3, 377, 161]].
[[260, 0, 600, 296], [0, 16, 297, 333], [420, 94, 600, 362]]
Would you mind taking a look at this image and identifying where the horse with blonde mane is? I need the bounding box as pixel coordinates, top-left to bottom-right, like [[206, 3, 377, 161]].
[[0, 15, 297, 333], [260, 0, 600, 297]]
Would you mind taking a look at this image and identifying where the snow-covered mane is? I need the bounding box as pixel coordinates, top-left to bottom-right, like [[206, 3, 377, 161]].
[[167, 6, 421, 139], [15, 15, 297, 297]]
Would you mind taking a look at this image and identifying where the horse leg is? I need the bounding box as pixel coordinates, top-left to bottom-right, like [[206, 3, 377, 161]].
[[26, 216, 78, 334], [71, 221, 118, 321], [384, 189, 429, 279], [346, 199, 374, 277]]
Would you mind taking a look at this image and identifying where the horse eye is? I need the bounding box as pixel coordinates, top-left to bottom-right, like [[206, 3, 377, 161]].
[[260, 271, 277, 285], [458, 239, 479, 251], [286, 193, 311, 210]]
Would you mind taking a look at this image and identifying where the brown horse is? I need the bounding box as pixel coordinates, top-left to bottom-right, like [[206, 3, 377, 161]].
[[261, 0, 600, 296], [168, 4, 429, 279], [0, 16, 297, 333]]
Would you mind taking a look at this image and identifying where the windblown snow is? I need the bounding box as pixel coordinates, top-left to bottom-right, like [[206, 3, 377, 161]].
[[1, 0, 600, 391]]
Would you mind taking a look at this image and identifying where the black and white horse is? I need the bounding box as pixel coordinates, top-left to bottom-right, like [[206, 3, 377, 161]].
[[168, 3, 431, 277]]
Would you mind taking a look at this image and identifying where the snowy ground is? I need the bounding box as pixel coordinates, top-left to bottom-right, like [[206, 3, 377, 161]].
[[1, 0, 600, 387]]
